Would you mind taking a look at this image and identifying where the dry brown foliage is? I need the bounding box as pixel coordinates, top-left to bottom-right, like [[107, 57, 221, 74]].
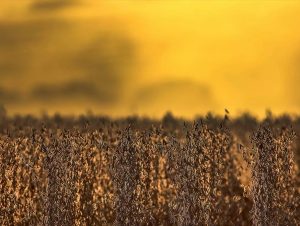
[[0, 114, 299, 225]]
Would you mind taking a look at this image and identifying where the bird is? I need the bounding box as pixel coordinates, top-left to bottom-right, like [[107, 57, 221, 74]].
[[225, 108, 230, 114]]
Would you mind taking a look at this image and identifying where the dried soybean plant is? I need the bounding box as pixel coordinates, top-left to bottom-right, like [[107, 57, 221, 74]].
[[135, 126, 175, 225], [243, 125, 298, 226], [0, 133, 46, 225], [166, 123, 235, 226], [110, 126, 170, 226], [77, 130, 114, 225], [110, 127, 143, 226], [42, 129, 80, 226], [134, 129, 160, 225]]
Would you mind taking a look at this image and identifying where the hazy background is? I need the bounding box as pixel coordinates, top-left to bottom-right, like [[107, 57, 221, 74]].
[[1, 0, 300, 118]]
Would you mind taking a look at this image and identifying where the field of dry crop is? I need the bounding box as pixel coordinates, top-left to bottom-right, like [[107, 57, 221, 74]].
[[0, 113, 299, 226]]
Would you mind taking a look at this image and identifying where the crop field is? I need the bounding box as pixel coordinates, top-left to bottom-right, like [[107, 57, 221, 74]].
[[2, 1, 300, 226], [0, 113, 299, 226]]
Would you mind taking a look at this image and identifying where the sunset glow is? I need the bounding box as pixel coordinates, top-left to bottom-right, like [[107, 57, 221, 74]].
[[1, 0, 300, 118]]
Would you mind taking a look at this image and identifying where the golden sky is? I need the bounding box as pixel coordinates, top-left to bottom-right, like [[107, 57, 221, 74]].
[[0, 0, 300, 118]]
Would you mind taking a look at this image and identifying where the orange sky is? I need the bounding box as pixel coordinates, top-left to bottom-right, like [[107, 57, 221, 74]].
[[0, 0, 300, 118]]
